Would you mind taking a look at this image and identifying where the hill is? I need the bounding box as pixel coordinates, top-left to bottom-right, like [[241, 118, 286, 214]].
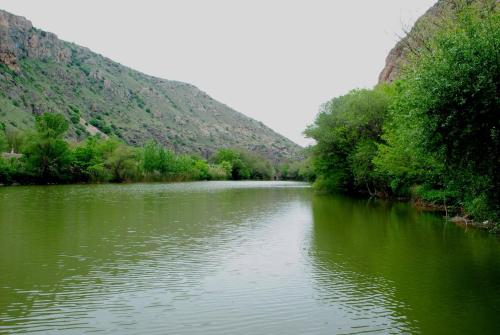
[[0, 9, 301, 161]]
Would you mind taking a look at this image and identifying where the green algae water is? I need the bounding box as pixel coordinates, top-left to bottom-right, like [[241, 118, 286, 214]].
[[1, 181, 500, 334]]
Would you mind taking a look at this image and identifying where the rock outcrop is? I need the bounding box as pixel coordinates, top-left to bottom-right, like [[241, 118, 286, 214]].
[[0, 10, 70, 71], [378, 1, 449, 83], [379, 0, 499, 83]]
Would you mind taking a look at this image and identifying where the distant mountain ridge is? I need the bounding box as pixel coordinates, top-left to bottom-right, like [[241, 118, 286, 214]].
[[0, 9, 301, 161]]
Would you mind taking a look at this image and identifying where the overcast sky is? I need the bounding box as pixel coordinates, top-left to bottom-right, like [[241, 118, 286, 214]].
[[0, 0, 436, 146]]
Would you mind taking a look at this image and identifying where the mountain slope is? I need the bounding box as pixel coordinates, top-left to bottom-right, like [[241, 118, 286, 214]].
[[0, 9, 301, 161]]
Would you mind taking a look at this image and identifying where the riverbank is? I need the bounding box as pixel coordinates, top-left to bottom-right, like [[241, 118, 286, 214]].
[[350, 190, 499, 233], [411, 197, 498, 233]]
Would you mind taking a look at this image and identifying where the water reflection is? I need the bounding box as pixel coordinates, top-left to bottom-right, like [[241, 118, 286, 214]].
[[309, 194, 500, 334]]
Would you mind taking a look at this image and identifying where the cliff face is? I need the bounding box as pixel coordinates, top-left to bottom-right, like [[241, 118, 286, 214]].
[[0, 10, 302, 161], [379, 0, 499, 83], [0, 11, 71, 71], [378, 1, 449, 83]]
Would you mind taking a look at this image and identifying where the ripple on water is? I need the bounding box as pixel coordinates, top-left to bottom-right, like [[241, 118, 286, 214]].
[[2, 181, 500, 334]]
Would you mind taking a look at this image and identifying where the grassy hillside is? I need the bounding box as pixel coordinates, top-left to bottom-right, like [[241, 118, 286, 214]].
[[0, 10, 301, 161]]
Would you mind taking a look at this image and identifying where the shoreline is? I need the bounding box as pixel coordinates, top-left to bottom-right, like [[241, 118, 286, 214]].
[[358, 191, 498, 233], [410, 197, 497, 232], [3, 180, 496, 232]]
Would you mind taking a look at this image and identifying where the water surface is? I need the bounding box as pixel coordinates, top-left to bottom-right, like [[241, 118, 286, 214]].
[[1, 181, 500, 334]]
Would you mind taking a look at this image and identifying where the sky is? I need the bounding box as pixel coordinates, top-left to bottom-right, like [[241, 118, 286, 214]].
[[0, 0, 436, 146]]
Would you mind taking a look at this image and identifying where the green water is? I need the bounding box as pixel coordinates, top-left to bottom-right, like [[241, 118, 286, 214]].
[[1, 181, 500, 334]]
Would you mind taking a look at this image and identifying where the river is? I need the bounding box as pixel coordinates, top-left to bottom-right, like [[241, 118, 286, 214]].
[[1, 181, 500, 334]]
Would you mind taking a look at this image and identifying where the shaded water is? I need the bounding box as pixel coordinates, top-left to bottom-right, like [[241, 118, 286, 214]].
[[1, 181, 500, 334]]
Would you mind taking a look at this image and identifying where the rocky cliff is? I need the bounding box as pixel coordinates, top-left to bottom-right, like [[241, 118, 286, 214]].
[[378, 1, 451, 83], [0, 10, 302, 161], [378, 0, 498, 83]]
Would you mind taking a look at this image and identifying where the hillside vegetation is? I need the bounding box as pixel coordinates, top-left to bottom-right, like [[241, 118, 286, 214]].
[[0, 112, 276, 184], [0, 10, 301, 161]]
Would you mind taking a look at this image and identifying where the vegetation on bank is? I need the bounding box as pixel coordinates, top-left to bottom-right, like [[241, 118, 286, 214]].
[[0, 113, 277, 185], [305, 2, 499, 223]]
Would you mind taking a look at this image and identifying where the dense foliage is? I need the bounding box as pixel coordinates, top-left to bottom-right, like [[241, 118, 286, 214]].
[[279, 155, 316, 182], [0, 114, 276, 185], [306, 2, 499, 222], [212, 148, 275, 180], [305, 86, 392, 194]]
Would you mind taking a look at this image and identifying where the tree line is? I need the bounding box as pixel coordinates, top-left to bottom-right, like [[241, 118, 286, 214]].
[[0, 113, 276, 185], [304, 2, 499, 222]]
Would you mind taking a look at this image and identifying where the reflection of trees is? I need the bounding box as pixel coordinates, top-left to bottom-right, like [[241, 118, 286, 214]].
[[0, 182, 307, 331], [309, 194, 500, 335]]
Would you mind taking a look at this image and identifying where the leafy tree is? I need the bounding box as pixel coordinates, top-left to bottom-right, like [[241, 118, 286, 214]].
[[238, 150, 274, 180], [193, 159, 210, 180], [219, 161, 232, 177], [22, 113, 71, 183], [305, 86, 391, 193], [373, 81, 445, 195], [92, 138, 138, 182], [213, 148, 251, 180], [280, 157, 316, 182], [71, 137, 107, 182]]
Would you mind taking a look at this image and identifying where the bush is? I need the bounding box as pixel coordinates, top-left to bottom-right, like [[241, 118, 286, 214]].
[[207, 164, 230, 180], [465, 194, 493, 222]]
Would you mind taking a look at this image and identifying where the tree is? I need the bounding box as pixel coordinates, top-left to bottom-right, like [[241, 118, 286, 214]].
[[93, 138, 137, 182], [213, 148, 251, 180], [22, 113, 71, 183], [373, 81, 445, 195], [305, 86, 391, 193], [71, 136, 107, 182]]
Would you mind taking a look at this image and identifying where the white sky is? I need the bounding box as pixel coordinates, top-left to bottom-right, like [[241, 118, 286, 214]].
[[0, 0, 435, 146]]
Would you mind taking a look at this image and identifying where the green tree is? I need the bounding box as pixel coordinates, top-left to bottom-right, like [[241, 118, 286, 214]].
[[305, 86, 391, 193], [71, 137, 107, 182], [373, 81, 445, 196], [238, 149, 274, 180], [213, 148, 251, 180], [193, 159, 210, 180], [90, 138, 138, 182], [22, 113, 71, 183]]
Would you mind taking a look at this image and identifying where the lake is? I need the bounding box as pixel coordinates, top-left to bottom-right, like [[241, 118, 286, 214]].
[[1, 181, 500, 334]]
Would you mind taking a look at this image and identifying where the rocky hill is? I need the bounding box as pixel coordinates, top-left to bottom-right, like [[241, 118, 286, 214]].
[[378, 0, 498, 83], [0, 9, 301, 161]]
